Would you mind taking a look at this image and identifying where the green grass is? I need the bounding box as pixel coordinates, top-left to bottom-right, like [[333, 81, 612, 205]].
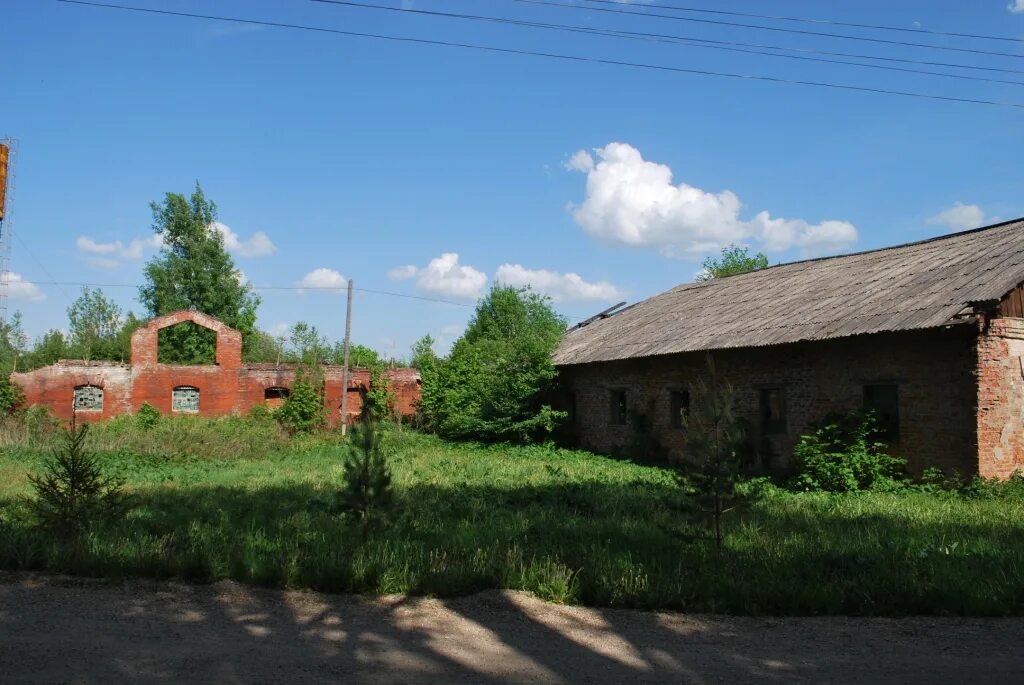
[[1, 416, 1022, 615]]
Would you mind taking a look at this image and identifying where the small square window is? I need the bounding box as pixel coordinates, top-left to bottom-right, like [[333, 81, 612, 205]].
[[73, 385, 103, 412], [172, 386, 200, 413], [864, 384, 899, 442], [759, 387, 787, 435], [669, 389, 690, 429], [609, 389, 628, 425]]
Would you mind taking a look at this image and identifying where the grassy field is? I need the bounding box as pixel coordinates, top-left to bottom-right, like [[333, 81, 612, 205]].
[[1, 414, 1023, 616]]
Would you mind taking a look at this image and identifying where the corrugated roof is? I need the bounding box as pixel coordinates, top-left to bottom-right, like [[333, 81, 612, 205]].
[[554, 218, 1024, 366]]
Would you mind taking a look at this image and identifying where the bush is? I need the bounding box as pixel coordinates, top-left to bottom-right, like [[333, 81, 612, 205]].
[[792, 411, 905, 492], [0, 376, 24, 415], [363, 362, 396, 422], [27, 422, 129, 540], [135, 401, 161, 429], [278, 365, 325, 434]]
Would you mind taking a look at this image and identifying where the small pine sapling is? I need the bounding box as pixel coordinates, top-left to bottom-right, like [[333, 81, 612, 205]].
[[28, 420, 129, 541], [337, 422, 394, 538], [681, 356, 745, 550]]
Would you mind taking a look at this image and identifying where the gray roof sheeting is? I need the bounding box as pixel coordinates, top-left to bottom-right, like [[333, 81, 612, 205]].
[[554, 219, 1024, 366]]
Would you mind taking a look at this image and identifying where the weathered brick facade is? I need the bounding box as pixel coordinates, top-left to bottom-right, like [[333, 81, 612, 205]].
[[558, 321, 1024, 478], [10, 311, 421, 425]]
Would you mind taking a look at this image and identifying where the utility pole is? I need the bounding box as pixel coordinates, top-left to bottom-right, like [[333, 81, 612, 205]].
[[339, 279, 353, 436]]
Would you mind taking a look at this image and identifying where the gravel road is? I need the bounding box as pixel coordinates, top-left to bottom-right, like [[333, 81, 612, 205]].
[[1, 573, 1022, 684]]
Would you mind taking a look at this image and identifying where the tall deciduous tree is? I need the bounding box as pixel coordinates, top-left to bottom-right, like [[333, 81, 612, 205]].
[[139, 184, 260, 363], [67, 287, 123, 361], [697, 244, 769, 282], [420, 285, 566, 442]]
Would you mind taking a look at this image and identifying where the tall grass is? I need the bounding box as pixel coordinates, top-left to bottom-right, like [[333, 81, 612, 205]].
[[0, 416, 1022, 615]]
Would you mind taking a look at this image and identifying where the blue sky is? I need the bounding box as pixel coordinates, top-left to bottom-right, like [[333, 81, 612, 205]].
[[4, 0, 1024, 357]]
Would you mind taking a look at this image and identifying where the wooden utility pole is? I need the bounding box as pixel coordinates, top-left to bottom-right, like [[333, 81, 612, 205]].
[[339, 279, 354, 436]]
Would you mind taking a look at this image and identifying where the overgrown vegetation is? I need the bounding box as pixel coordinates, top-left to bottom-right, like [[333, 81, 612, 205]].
[[793, 411, 906, 492], [419, 285, 566, 442], [0, 413, 1022, 616], [697, 244, 769, 282]]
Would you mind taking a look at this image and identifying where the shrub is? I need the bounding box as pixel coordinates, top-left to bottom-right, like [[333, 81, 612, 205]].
[[363, 362, 396, 422], [278, 365, 325, 434], [792, 411, 905, 492], [27, 422, 129, 540], [0, 376, 24, 415], [337, 422, 394, 537], [135, 401, 161, 429]]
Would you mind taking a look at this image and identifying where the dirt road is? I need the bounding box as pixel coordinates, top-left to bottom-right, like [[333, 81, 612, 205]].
[[1, 573, 1022, 684]]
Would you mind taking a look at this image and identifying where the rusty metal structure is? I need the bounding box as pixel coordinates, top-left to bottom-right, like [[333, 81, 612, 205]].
[[0, 138, 14, 322]]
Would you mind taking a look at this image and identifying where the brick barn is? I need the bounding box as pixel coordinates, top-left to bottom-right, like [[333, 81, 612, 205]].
[[10, 310, 421, 425], [554, 219, 1024, 479]]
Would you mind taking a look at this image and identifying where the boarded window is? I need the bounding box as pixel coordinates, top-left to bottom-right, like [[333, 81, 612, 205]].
[[264, 387, 289, 409], [864, 384, 900, 442], [669, 389, 690, 429], [609, 389, 628, 425], [759, 387, 787, 435], [73, 385, 103, 412], [172, 386, 200, 413]]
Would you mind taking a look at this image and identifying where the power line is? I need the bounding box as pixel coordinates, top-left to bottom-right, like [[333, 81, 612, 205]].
[[513, 0, 1024, 61], [20, 279, 591, 320], [572, 0, 1024, 45], [54, 1, 1024, 109], [305, 0, 1024, 87]]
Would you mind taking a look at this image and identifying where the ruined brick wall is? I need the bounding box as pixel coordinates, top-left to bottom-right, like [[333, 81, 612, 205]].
[[558, 327, 979, 476], [10, 311, 421, 426], [977, 317, 1024, 479]]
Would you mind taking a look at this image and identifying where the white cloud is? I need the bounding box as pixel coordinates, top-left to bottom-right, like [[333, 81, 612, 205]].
[[297, 268, 347, 293], [1010, 1, 1024, 14], [75, 234, 162, 268], [387, 264, 419, 281], [396, 253, 487, 299], [211, 222, 277, 258], [567, 142, 858, 258], [4, 272, 45, 302], [440, 323, 464, 336], [927, 202, 986, 232], [268, 322, 290, 337], [495, 264, 623, 302]]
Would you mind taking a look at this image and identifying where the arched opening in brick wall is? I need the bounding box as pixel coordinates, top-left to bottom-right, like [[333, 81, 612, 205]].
[[264, 387, 289, 409], [158, 321, 217, 365]]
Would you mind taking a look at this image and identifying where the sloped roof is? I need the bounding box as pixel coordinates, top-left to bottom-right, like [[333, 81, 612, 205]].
[[555, 218, 1024, 366]]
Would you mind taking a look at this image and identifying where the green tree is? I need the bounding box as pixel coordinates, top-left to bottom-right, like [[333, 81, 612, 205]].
[[243, 329, 286, 364], [409, 334, 438, 371], [0, 312, 29, 371], [288, 322, 329, 364], [337, 421, 393, 538], [680, 356, 746, 550], [139, 183, 260, 363], [697, 244, 769, 282], [24, 330, 70, 369], [420, 285, 566, 442], [67, 287, 123, 361]]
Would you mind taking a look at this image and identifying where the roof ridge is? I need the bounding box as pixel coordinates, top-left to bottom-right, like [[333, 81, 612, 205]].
[[690, 216, 1024, 287]]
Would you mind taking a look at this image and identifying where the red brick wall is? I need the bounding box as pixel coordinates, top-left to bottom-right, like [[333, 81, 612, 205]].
[[557, 327, 980, 476], [977, 317, 1024, 479], [9, 311, 421, 426]]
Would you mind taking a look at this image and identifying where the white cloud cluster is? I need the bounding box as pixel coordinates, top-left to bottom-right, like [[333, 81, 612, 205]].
[[495, 264, 622, 302], [3, 272, 45, 302], [926, 202, 986, 232], [1010, 1, 1024, 14], [567, 142, 858, 258], [389, 253, 487, 299], [76, 222, 275, 268], [297, 268, 347, 293], [211, 222, 277, 258], [75, 235, 162, 268]]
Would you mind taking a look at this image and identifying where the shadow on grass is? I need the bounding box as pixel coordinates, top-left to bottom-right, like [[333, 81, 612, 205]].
[[2, 480, 1024, 617]]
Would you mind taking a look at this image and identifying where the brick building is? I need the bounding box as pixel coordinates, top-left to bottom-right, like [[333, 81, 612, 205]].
[[554, 219, 1024, 478], [10, 310, 421, 425]]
